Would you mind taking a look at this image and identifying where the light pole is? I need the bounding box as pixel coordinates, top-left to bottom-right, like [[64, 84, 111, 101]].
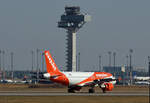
[[42, 51, 45, 73], [78, 52, 80, 72], [148, 56, 150, 77], [31, 50, 34, 72], [108, 51, 112, 67], [37, 49, 40, 72], [126, 55, 129, 84], [0, 50, 1, 79], [99, 55, 102, 72], [11, 52, 14, 81], [113, 52, 116, 76], [129, 49, 133, 85], [36, 48, 40, 83], [2, 50, 5, 80]]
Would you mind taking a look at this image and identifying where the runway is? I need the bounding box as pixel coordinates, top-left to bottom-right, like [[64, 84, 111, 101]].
[[0, 91, 149, 96]]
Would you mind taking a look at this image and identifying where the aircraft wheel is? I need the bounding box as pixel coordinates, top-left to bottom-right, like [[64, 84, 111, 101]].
[[102, 88, 106, 93], [89, 88, 95, 93], [68, 88, 75, 93]]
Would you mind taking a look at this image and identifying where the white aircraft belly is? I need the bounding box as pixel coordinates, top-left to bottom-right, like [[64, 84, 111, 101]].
[[63, 72, 94, 86]]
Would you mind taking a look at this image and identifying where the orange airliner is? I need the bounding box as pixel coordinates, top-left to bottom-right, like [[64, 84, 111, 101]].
[[43, 50, 117, 93]]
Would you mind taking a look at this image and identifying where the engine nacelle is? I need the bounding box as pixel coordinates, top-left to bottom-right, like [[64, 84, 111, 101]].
[[100, 83, 114, 91], [105, 83, 114, 91]]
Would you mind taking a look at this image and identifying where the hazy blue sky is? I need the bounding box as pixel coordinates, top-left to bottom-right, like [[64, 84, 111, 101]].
[[0, 0, 150, 71]]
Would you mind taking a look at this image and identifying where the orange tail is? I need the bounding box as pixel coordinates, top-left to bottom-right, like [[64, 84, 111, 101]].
[[44, 50, 61, 75]]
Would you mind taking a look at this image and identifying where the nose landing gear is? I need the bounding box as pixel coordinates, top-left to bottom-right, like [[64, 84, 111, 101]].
[[102, 88, 106, 93]]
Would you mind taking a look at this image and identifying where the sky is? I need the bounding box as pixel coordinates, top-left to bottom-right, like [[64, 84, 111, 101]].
[[0, 0, 150, 71]]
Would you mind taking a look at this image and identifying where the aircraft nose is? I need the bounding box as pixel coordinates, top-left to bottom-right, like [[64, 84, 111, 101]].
[[112, 76, 117, 84]]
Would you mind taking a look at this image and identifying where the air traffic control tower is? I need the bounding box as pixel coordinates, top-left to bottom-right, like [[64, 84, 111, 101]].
[[58, 6, 91, 72]]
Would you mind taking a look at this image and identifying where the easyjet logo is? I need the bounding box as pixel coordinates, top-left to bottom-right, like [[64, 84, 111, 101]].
[[46, 52, 56, 71], [96, 74, 107, 77]]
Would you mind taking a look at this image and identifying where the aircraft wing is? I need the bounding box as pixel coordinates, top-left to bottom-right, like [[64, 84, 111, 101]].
[[81, 78, 118, 87], [94, 78, 117, 83]]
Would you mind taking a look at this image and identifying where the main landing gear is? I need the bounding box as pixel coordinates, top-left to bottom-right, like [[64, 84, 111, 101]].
[[89, 88, 95, 93], [89, 86, 95, 93], [68, 86, 82, 93], [68, 88, 75, 93]]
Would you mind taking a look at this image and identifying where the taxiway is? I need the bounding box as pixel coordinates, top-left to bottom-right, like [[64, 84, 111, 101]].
[[0, 91, 148, 96]]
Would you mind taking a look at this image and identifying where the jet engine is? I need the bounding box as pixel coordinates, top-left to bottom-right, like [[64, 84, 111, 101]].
[[100, 83, 114, 93], [105, 83, 114, 91]]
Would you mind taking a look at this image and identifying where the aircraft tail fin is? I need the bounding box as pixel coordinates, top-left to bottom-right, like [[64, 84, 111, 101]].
[[44, 50, 61, 75]]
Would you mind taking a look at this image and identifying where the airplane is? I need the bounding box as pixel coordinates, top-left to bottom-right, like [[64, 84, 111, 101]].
[[135, 81, 150, 85], [43, 50, 117, 93], [134, 76, 150, 81]]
